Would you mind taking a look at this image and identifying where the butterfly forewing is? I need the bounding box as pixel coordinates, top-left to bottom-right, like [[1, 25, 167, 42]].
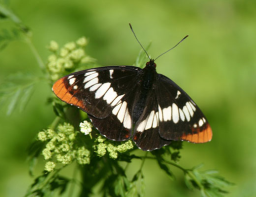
[[52, 66, 140, 119], [156, 74, 212, 143]]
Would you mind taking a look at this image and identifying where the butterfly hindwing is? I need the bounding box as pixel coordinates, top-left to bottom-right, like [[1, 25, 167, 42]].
[[133, 89, 171, 151], [52, 66, 141, 119], [89, 79, 143, 141], [156, 74, 212, 143]]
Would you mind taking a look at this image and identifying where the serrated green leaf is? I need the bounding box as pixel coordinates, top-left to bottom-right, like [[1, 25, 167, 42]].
[[204, 174, 234, 188], [19, 84, 34, 112], [115, 176, 129, 197], [50, 175, 70, 195], [156, 158, 174, 179], [0, 72, 39, 115], [184, 173, 195, 190], [171, 151, 181, 162], [6, 88, 21, 115], [203, 188, 225, 197], [25, 173, 49, 197]]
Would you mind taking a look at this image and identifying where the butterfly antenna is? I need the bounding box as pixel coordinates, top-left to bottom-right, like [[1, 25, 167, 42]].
[[129, 23, 150, 60], [155, 35, 189, 61]]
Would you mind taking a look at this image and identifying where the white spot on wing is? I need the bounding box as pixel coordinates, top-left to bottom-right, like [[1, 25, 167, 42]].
[[95, 83, 111, 98], [84, 78, 98, 89], [83, 73, 98, 83], [89, 83, 101, 91], [111, 94, 125, 106], [73, 85, 78, 90], [68, 75, 74, 79], [69, 78, 76, 85], [137, 119, 147, 132], [123, 109, 132, 129], [193, 123, 197, 128], [175, 91, 181, 99], [109, 69, 114, 79], [202, 118, 206, 123], [190, 100, 196, 107], [189, 102, 196, 111], [153, 112, 159, 128], [199, 119, 204, 127], [172, 103, 179, 123], [103, 87, 118, 104], [112, 103, 122, 115], [145, 110, 155, 130], [117, 101, 127, 123], [163, 106, 172, 121], [84, 71, 96, 76], [158, 105, 163, 122], [183, 106, 190, 121], [179, 109, 185, 121], [186, 102, 194, 117]]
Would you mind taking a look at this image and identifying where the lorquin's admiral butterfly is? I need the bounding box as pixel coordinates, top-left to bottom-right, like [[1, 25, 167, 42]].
[[52, 24, 212, 151]]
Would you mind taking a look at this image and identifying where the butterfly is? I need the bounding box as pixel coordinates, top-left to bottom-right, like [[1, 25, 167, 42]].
[[52, 25, 212, 151]]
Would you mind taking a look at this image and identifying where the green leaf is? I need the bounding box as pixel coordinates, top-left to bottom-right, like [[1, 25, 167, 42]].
[[27, 140, 46, 176], [118, 154, 141, 163], [184, 173, 195, 190], [50, 175, 70, 195], [0, 28, 20, 50], [155, 155, 174, 180], [0, 72, 39, 115], [6, 88, 21, 115], [135, 42, 151, 68], [19, 84, 34, 112], [25, 173, 49, 197]]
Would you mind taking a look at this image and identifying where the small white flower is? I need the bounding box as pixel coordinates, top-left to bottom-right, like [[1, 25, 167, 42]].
[[45, 161, 56, 172], [80, 121, 92, 135], [49, 41, 59, 51], [76, 37, 88, 47]]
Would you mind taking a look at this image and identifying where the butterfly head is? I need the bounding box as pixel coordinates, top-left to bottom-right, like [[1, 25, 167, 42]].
[[146, 59, 156, 68]]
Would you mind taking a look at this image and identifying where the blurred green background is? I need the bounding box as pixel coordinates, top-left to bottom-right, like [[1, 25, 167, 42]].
[[0, 0, 255, 196]]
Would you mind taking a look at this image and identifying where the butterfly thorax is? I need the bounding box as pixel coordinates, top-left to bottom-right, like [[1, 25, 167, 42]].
[[132, 59, 158, 123]]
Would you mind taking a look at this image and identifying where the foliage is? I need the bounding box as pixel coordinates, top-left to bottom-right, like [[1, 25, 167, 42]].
[[0, 4, 233, 197]]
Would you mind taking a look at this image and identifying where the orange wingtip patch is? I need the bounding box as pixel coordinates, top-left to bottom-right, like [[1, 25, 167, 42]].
[[181, 124, 212, 143], [52, 78, 85, 109]]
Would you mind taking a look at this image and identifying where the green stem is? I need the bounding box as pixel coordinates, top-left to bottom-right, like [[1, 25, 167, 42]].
[[143, 156, 185, 172], [186, 170, 204, 190], [141, 156, 204, 190], [39, 167, 63, 190], [139, 152, 148, 171], [68, 164, 78, 196], [0, 5, 47, 76], [49, 116, 61, 130], [24, 36, 47, 73]]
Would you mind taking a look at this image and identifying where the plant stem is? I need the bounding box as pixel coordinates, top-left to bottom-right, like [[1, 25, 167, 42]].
[[141, 156, 204, 189], [139, 152, 148, 171], [49, 116, 61, 130], [24, 36, 46, 73], [0, 5, 47, 77]]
